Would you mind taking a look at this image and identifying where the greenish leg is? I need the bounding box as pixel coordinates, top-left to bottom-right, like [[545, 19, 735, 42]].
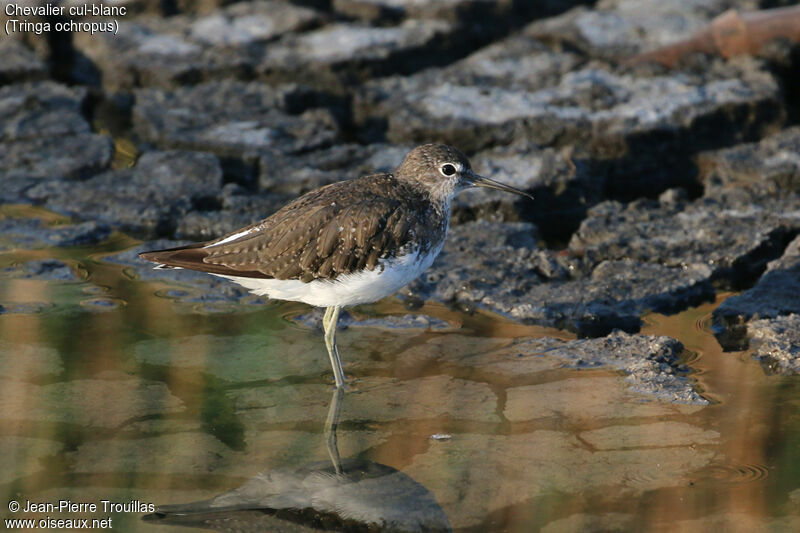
[[325, 387, 344, 474], [323, 306, 346, 389]]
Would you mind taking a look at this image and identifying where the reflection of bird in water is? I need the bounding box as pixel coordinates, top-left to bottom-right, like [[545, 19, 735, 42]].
[[142, 389, 451, 532]]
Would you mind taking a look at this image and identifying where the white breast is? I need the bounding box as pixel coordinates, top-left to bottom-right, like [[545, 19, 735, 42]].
[[215, 244, 443, 308]]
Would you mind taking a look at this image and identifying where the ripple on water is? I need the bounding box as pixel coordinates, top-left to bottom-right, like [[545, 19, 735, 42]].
[[154, 288, 191, 299], [79, 297, 127, 311], [191, 302, 241, 314], [695, 314, 710, 333], [692, 463, 770, 485], [0, 301, 54, 314], [121, 267, 139, 281], [82, 284, 110, 295], [680, 350, 700, 366]]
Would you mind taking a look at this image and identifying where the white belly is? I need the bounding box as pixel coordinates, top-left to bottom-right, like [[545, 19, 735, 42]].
[[215, 246, 441, 308]]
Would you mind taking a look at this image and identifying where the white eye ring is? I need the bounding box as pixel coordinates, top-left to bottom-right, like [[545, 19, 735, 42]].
[[440, 163, 458, 177]]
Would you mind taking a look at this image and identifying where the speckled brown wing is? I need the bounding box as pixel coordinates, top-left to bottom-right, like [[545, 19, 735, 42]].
[[204, 177, 423, 282], [141, 175, 428, 282]]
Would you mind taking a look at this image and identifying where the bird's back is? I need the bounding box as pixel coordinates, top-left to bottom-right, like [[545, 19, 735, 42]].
[[140, 173, 448, 283]]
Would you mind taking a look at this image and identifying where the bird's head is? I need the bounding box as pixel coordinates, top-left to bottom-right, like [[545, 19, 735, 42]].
[[395, 144, 534, 203]]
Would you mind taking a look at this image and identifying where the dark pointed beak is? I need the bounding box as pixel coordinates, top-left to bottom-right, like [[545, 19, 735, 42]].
[[464, 170, 534, 200]]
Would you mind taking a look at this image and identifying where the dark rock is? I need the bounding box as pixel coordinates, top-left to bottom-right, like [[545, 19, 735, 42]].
[[218, 183, 293, 213], [0, 82, 90, 142], [0, 133, 113, 180], [0, 218, 111, 250], [353, 32, 582, 138], [332, 0, 585, 29], [447, 32, 586, 91], [80, 298, 126, 312], [1, 177, 42, 205], [0, 302, 53, 315], [569, 193, 800, 289], [174, 185, 293, 241], [0, 6, 52, 60], [403, 220, 714, 336], [747, 314, 800, 375], [60, 0, 165, 16], [72, 1, 323, 90], [398, 31, 586, 92], [0, 40, 47, 84], [697, 126, 800, 195], [516, 331, 706, 404], [333, 0, 514, 23], [359, 51, 783, 198], [0, 259, 77, 281], [47, 221, 113, 247], [713, 235, 800, 350], [317, 0, 593, 87], [169, 0, 245, 15], [174, 210, 263, 242], [0, 218, 49, 250], [259, 143, 410, 196], [367, 56, 779, 151], [456, 142, 600, 243], [133, 81, 341, 163], [258, 19, 464, 89], [295, 307, 455, 332], [27, 151, 224, 239], [178, 1, 323, 45], [526, 0, 757, 60], [349, 313, 454, 330], [0, 81, 112, 206], [658, 187, 688, 205], [0, 83, 112, 202]]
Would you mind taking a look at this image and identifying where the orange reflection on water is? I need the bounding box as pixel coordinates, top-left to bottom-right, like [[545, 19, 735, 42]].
[[1, 210, 800, 531]]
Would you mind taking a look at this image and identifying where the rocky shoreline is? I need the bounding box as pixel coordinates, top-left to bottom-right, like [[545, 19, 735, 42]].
[[2, 0, 800, 402]]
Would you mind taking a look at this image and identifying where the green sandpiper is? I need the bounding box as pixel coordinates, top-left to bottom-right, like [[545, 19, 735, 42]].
[[140, 144, 533, 388]]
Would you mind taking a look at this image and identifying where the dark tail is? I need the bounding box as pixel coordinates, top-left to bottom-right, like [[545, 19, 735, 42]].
[[139, 243, 270, 279]]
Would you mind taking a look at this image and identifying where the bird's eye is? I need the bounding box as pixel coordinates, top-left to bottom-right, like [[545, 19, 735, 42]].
[[440, 163, 457, 176]]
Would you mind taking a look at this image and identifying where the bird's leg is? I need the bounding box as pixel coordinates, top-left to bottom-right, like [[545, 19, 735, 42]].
[[322, 305, 346, 389], [325, 387, 344, 474]]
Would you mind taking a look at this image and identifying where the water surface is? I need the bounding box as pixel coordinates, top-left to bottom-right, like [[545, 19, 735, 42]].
[[1, 206, 800, 532]]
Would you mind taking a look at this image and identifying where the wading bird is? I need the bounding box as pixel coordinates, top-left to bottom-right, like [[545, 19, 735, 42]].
[[140, 144, 533, 388]]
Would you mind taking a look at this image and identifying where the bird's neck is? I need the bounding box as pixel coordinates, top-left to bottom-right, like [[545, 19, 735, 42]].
[[424, 191, 452, 249], [392, 177, 451, 252], [396, 177, 454, 214]]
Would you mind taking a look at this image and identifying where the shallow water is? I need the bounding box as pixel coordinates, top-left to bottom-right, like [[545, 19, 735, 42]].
[[1, 207, 800, 532]]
